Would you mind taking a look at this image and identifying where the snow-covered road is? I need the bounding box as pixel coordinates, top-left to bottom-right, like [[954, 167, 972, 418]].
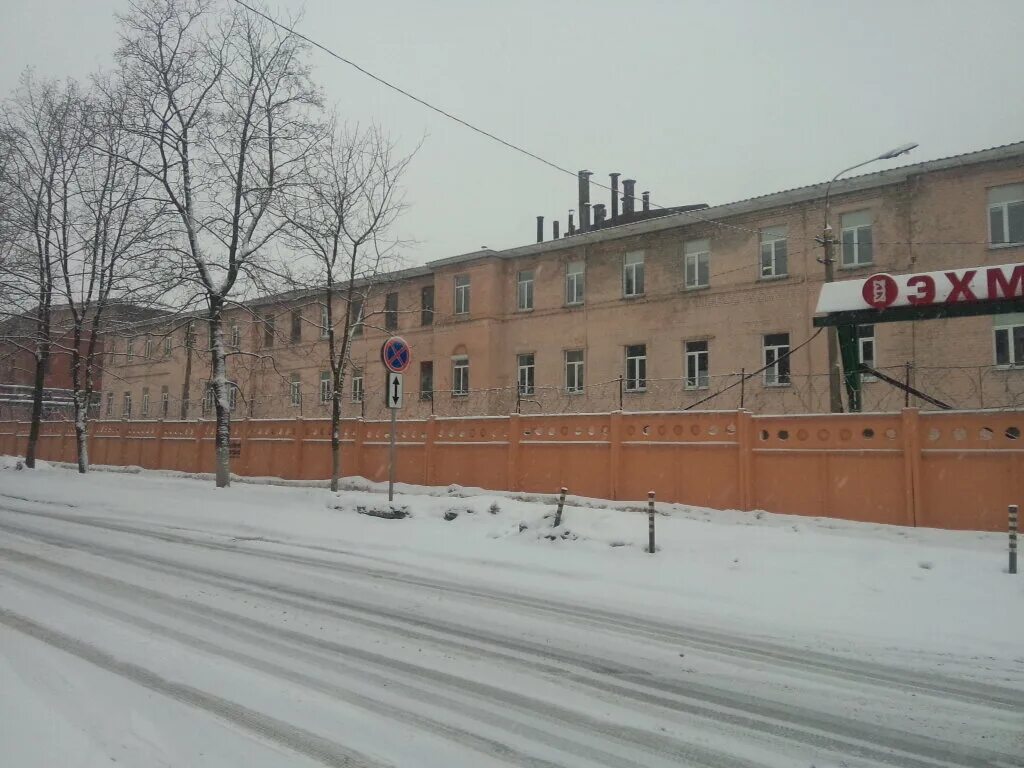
[[0, 462, 1021, 767]]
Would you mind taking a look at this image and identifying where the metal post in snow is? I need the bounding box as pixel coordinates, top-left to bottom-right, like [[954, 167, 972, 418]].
[[648, 490, 656, 554], [388, 405, 396, 502], [553, 487, 567, 527], [1010, 504, 1018, 575]]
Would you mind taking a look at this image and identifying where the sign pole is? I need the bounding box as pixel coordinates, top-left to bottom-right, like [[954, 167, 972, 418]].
[[388, 405, 396, 502]]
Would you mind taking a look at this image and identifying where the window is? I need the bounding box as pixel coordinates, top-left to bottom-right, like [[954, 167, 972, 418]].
[[994, 315, 1024, 367], [203, 383, 215, 415], [230, 323, 240, 349], [320, 304, 330, 338], [685, 340, 709, 390], [840, 211, 873, 268], [623, 251, 645, 297], [144, 337, 154, 359], [185, 321, 196, 350], [989, 184, 1024, 246], [141, 388, 150, 417], [126, 338, 134, 361], [122, 391, 132, 419], [684, 239, 710, 289], [385, 292, 399, 331], [349, 300, 363, 337], [565, 349, 584, 393], [454, 275, 470, 315], [517, 270, 534, 311], [421, 286, 434, 326], [264, 314, 276, 347], [566, 260, 584, 305], [763, 333, 791, 386], [290, 309, 302, 343], [163, 335, 172, 356], [857, 324, 876, 379], [517, 353, 535, 396], [319, 371, 332, 403], [105, 391, 114, 417], [160, 386, 169, 418], [625, 344, 646, 391], [289, 373, 301, 407], [419, 361, 433, 400], [760, 226, 788, 278], [228, 383, 238, 412], [351, 372, 363, 403], [452, 356, 469, 396]]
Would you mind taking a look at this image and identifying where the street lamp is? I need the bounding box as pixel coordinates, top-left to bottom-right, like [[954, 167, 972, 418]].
[[821, 142, 918, 413]]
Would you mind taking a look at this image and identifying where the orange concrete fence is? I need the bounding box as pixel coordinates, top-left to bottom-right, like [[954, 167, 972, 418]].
[[1, 409, 1021, 531]]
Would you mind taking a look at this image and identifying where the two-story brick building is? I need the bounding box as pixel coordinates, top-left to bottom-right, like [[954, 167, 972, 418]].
[[96, 141, 1024, 420]]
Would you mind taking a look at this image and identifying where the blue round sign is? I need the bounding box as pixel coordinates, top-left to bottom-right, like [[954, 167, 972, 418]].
[[381, 336, 412, 373]]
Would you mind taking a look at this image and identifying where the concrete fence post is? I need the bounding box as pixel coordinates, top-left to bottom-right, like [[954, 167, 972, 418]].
[[293, 417, 304, 480], [901, 408, 921, 527], [737, 409, 755, 511], [155, 418, 166, 469], [507, 412, 521, 492], [352, 418, 365, 479], [119, 418, 129, 468], [424, 415, 437, 486], [609, 411, 623, 501]]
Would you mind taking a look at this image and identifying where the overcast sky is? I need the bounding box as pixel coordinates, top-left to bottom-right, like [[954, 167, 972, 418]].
[[3, 0, 1023, 267]]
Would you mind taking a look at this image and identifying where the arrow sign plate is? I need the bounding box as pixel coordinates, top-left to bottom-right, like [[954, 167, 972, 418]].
[[386, 371, 404, 409]]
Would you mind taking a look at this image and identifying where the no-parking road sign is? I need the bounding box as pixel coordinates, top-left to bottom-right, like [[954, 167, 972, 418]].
[[381, 336, 412, 373]]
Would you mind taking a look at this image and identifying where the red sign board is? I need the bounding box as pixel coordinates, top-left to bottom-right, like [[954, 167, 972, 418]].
[[381, 336, 412, 373]]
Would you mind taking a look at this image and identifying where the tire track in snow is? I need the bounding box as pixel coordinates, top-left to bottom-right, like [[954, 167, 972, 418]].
[[0, 607, 389, 768], [1, 516, 1017, 768], [1, 498, 1019, 713]]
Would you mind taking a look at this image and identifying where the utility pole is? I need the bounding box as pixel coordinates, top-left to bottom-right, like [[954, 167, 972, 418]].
[[821, 224, 844, 413]]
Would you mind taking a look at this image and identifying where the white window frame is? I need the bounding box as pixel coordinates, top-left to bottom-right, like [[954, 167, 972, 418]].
[[141, 388, 150, 417], [517, 270, 534, 311], [320, 305, 330, 338], [565, 349, 584, 394], [994, 319, 1024, 368], [349, 300, 363, 338], [684, 239, 710, 289], [144, 337, 154, 359], [625, 344, 647, 392], [160, 388, 169, 418], [565, 261, 584, 305], [203, 383, 215, 415], [454, 275, 470, 315], [623, 251, 645, 297], [857, 325, 876, 381], [126, 338, 134, 362], [351, 373, 363, 403], [840, 211, 873, 268], [123, 391, 132, 419], [228, 382, 238, 412], [289, 375, 301, 407], [763, 333, 791, 387], [230, 323, 240, 349], [516, 353, 535, 396], [988, 184, 1024, 246], [759, 226, 788, 278], [163, 335, 172, 356], [684, 340, 709, 390], [319, 371, 332, 403], [452, 356, 469, 396], [105, 391, 114, 417]]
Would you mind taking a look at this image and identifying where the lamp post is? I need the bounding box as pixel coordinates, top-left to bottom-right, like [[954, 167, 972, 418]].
[[820, 142, 918, 412]]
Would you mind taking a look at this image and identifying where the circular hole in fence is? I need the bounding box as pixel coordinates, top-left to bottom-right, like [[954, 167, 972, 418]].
[[658, 425, 667, 436], [561, 426, 569, 436], [458, 431, 465, 438], [690, 424, 701, 436], [1007, 426, 1021, 440], [928, 428, 940, 442], [979, 427, 994, 440], [588, 426, 595, 436], [885, 428, 897, 440], [575, 427, 583, 436], [602, 426, 609, 435], [547, 427, 556, 436], [862, 428, 875, 439], [759, 429, 769, 441], [953, 428, 967, 441], [673, 425, 683, 436], [708, 425, 719, 436], [778, 430, 790, 440], [797, 429, 808, 441], [726, 423, 736, 435], [839, 429, 852, 441], [817, 428, 830, 441]]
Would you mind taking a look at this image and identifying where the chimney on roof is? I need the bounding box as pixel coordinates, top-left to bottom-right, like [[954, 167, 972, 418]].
[[536, 215, 544, 243], [622, 179, 636, 216], [552, 219, 560, 239], [593, 203, 606, 227], [577, 170, 592, 232], [610, 173, 621, 220], [642, 191, 650, 212], [568, 209, 575, 235]]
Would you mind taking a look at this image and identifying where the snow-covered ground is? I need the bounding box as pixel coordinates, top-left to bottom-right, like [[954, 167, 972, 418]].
[[0, 457, 1021, 768]]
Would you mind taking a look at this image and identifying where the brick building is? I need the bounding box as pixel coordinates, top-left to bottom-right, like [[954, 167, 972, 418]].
[[96, 141, 1024, 421]]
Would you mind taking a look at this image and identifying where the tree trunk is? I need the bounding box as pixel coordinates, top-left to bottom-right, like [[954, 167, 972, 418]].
[[24, 350, 46, 468], [207, 302, 231, 488], [330, 388, 341, 492], [74, 400, 89, 474]]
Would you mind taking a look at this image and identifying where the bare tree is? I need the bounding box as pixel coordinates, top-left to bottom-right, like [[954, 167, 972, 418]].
[[284, 122, 412, 491], [0, 72, 87, 468], [115, 0, 320, 486]]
